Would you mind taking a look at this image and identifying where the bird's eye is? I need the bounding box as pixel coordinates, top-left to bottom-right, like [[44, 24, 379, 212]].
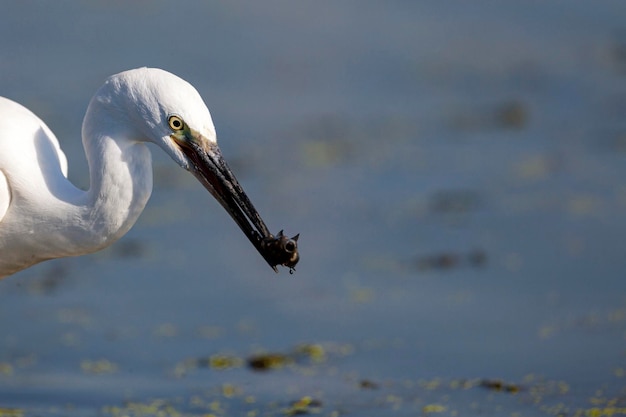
[[168, 115, 184, 131]]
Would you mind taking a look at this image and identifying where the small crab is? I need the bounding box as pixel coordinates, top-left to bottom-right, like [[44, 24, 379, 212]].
[[260, 230, 300, 274]]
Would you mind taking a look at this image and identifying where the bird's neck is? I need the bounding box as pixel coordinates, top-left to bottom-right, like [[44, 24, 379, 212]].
[[77, 115, 153, 254]]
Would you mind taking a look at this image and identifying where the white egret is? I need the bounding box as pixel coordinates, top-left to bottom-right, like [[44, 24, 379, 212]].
[[0, 67, 298, 279]]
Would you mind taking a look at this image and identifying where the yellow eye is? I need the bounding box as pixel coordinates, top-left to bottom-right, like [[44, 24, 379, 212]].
[[168, 115, 184, 131]]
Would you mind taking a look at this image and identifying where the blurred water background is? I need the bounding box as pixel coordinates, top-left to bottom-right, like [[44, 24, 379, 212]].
[[1, 1, 626, 416]]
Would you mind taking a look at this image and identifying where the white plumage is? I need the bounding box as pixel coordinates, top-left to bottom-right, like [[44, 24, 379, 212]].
[[0, 68, 280, 278]]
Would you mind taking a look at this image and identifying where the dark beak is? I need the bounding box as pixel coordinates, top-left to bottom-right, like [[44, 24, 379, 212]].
[[173, 135, 285, 271]]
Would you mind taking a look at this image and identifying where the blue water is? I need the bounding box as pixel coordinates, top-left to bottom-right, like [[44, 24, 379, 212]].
[[1, 1, 626, 416]]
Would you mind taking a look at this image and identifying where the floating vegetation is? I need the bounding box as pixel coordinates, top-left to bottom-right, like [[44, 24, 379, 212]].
[[358, 379, 380, 390], [0, 409, 23, 417], [293, 343, 327, 363], [0, 363, 13, 376], [101, 387, 327, 417], [103, 400, 183, 417], [206, 354, 245, 370], [494, 100, 528, 129], [80, 359, 118, 375], [247, 353, 293, 371], [578, 407, 626, 417], [95, 370, 605, 417], [173, 343, 348, 377], [479, 379, 522, 394], [24, 263, 71, 295], [450, 99, 529, 131], [422, 404, 446, 414], [538, 307, 626, 339], [173, 354, 244, 377], [283, 396, 323, 416], [247, 343, 328, 372]]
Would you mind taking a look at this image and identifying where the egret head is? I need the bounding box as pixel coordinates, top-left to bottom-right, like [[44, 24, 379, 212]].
[[88, 67, 297, 272]]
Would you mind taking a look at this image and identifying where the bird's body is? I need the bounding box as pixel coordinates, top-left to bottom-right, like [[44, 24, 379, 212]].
[[0, 68, 298, 278], [0, 94, 152, 276]]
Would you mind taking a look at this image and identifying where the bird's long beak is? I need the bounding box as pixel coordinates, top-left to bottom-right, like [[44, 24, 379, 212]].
[[172, 134, 283, 271]]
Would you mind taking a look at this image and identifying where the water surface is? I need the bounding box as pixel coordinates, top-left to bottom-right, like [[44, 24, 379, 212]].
[[1, 2, 626, 416]]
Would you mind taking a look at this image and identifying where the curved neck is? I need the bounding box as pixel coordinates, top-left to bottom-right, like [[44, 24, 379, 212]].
[[70, 106, 153, 254], [0, 102, 154, 277], [80, 134, 153, 252]]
